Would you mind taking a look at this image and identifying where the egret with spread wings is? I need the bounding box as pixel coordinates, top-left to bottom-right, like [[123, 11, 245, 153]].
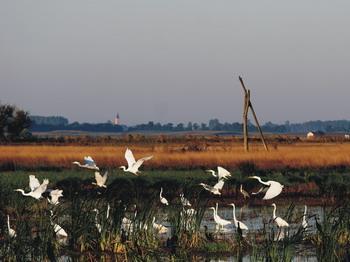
[[249, 176, 284, 200], [120, 148, 153, 175]]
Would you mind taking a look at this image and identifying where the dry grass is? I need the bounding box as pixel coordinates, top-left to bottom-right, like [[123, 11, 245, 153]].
[[1, 142, 350, 170]]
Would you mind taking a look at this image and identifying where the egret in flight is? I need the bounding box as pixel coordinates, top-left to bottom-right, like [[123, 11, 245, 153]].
[[229, 203, 248, 230], [7, 215, 16, 238], [206, 166, 231, 180], [199, 179, 225, 195], [73, 156, 99, 171], [47, 189, 63, 205], [15, 176, 49, 200], [119, 148, 153, 175], [249, 176, 284, 200], [159, 187, 169, 205], [92, 171, 108, 188], [271, 203, 289, 228]]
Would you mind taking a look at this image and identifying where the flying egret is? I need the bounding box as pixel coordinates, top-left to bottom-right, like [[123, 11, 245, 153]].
[[199, 179, 225, 195], [206, 166, 231, 180], [47, 189, 63, 205], [302, 205, 308, 229], [180, 193, 191, 206], [72, 156, 99, 171], [249, 176, 284, 200], [92, 171, 108, 188], [119, 148, 153, 175], [15, 177, 49, 200], [240, 184, 250, 199], [7, 215, 16, 238], [210, 205, 231, 232], [160, 187, 169, 205], [271, 203, 289, 228], [93, 209, 102, 233], [229, 203, 248, 230]]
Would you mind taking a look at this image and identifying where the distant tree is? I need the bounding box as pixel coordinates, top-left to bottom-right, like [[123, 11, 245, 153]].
[[187, 122, 193, 131], [0, 103, 31, 140], [193, 123, 199, 130]]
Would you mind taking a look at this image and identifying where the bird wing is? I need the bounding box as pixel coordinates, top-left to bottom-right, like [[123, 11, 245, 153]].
[[35, 179, 49, 194], [125, 148, 136, 168], [132, 155, 153, 170], [50, 189, 63, 198], [213, 179, 225, 190], [84, 156, 96, 166], [263, 182, 283, 200], [217, 166, 231, 179], [95, 171, 103, 183], [29, 175, 41, 191]]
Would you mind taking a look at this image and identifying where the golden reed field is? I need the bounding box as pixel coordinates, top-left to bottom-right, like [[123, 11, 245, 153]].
[[1, 142, 350, 170]]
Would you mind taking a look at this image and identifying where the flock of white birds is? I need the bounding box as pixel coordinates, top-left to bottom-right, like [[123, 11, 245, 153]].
[[7, 148, 309, 241]]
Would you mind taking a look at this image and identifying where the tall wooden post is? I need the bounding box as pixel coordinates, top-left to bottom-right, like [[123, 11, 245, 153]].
[[238, 76, 269, 152]]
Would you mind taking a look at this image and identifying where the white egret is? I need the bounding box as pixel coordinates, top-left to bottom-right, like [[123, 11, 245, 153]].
[[152, 217, 168, 234], [93, 209, 102, 233], [199, 179, 225, 195], [229, 203, 248, 230], [7, 215, 16, 238], [302, 205, 308, 229], [159, 187, 169, 205], [92, 171, 108, 188], [180, 193, 191, 206], [206, 166, 231, 180], [50, 211, 68, 240], [15, 177, 49, 200], [271, 203, 289, 228], [72, 156, 99, 171], [209, 206, 231, 232], [47, 189, 63, 205], [119, 148, 153, 175], [249, 176, 284, 200], [240, 184, 250, 199]]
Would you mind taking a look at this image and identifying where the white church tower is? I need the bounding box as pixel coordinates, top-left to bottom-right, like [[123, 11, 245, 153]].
[[114, 113, 120, 125]]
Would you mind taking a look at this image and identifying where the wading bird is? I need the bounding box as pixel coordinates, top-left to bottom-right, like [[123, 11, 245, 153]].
[[206, 166, 231, 180], [15, 176, 49, 200], [271, 203, 289, 228], [152, 217, 168, 234], [47, 189, 63, 205], [180, 193, 191, 206], [92, 171, 108, 188], [302, 205, 308, 229], [240, 184, 250, 199], [229, 203, 248, 230], [7, 215, 16, 238], [249, 176, 284, 200], [160, 187, 169, 205], [199, 179, 225, 195], [73, 156, 99, 170], [210, 205, 231, 232], [119, 148, 153, 175]]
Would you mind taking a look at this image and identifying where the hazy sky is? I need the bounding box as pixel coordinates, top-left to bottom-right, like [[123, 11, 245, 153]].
[[1, 1, 350, 125]]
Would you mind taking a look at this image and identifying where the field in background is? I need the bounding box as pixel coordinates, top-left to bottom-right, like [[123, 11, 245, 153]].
[[1, 141, 350, 170]]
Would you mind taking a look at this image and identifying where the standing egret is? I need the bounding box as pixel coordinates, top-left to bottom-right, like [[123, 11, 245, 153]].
[[73, 156, 99, 170], [152, 217, 168, 234], [93, 209, 102, 233], [199, 179, 225, 195], [229, 203, 248, 230], [92, 171, 108, 188], [7, 215, 16, 238], [271, 203, 289, 228], [160, 187, 169, 205], [206, 166, 231, 180], [210, 205, 231, 232], [15, 177, 49, 200], [180, 193, 191, 207], [240, 184, 250, 199], [47, 189, 63, 205], [302, 205, 308, 229], [119, 148, 153, 175], [249, 176, 284, 200]]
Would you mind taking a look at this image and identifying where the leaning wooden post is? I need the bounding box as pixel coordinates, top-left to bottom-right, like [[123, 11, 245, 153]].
[[239, 76, 249, 151], [248, 93, 269, 151]]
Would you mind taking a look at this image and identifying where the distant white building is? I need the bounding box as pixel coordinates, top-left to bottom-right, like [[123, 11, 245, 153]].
[[114, 113, 120, 125], [306, 132, 315, 139]]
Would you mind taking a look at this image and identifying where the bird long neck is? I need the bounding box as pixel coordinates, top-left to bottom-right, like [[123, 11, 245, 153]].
[[272, 205, 277, 219], [232, 206, 237, 223], [240, 185, 242, 192], [160, 188, 163, 197], [7, 216, 10, 230], [18, 189, 30, 196], [303, 206, 307, 221]]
